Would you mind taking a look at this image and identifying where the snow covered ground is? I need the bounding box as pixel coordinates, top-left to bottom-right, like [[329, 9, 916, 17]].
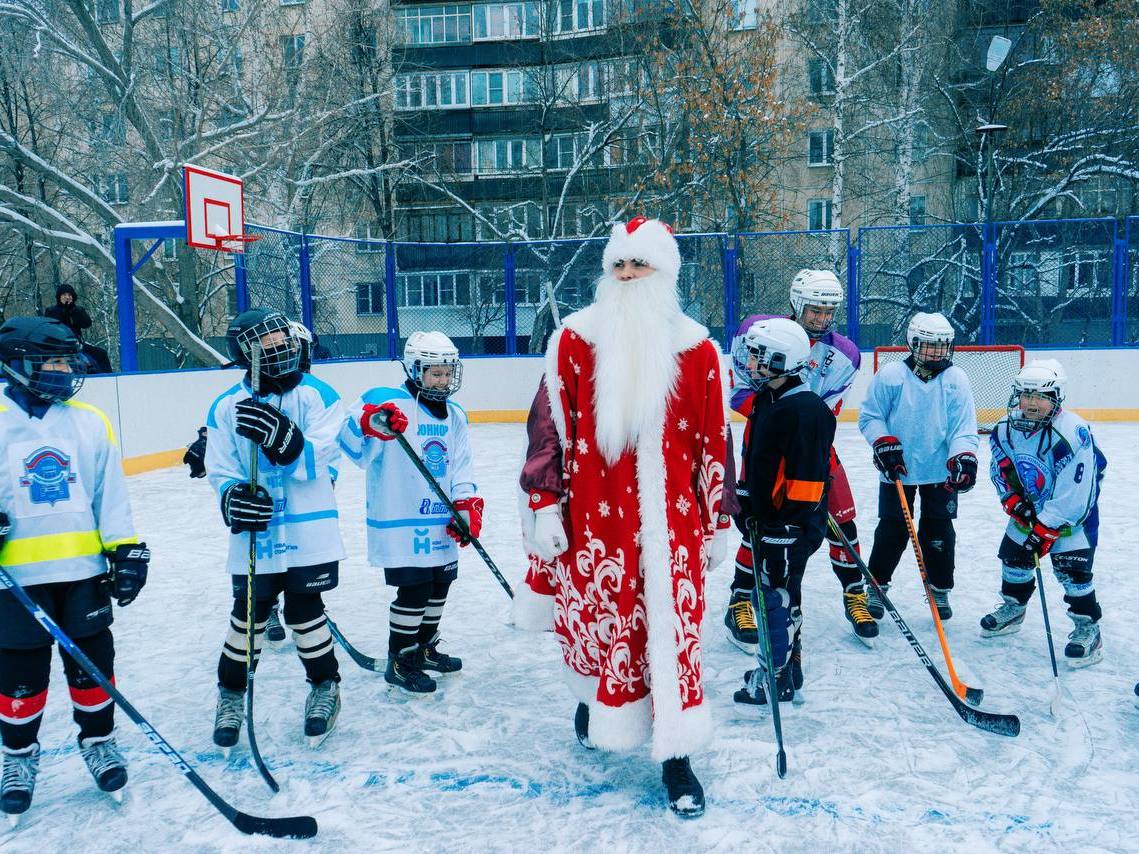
[[6, 422, 1139, 853]]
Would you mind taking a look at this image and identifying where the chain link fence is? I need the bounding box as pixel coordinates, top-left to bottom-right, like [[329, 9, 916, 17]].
[[1126, 217, 1139, 345]]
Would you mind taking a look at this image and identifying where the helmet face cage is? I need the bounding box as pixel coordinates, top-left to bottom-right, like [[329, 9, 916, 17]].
[[1006, 378, 1063, 432], [2, 353, 86, 402], [731, 336, 796, 390], [406, 357, 462, 401], [908, 335, 954, 368], [236, 314, 300, 379]]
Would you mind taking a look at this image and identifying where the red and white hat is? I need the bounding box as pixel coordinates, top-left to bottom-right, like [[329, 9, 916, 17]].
[[601, 216, 681, 279]]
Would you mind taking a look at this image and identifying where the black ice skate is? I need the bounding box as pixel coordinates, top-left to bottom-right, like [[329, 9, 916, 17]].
[[384, 649, 437, 696], [1133, 682, 1138, 710], [843, 583, 879, 647], [866, 582, 890, 621], [574, 702, 595, 750], [1, 744, 39, 827], [724, 590, 758, 654], [980, 595, 1027, 637], [79, 735, 127, 801], [928, 586, 952, 620], [1064, 615, 1103, 668], [422, 641, 462, 675], [789, 635, 804, 692], [266, 605, 287, 648], [213, 687, 244, 756], [661, 756, 705, 819], [304, 680, 341, 748], [734, 665, 794, 707]]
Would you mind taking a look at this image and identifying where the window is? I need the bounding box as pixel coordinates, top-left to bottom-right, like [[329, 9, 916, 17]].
[[806, 0, 837, 24], [395, 73, 469, 109], [413, 140, 473, 174], [94, 112, 125, 145], [356, 281, 385, 315], [808, 129, 834, 166], [220, 0, 239, 11], [732, 0, 758, 29], [94, 0, 119, 23], [807, 198, 832, 231], [354, 223, 387, 253], [281, 35, 305, 70], [913, 122, 930, 162], [470, 70, 535, 106], [546, 201, 607, 237], [404, 210, 474, 242], [474, 2, 537, 39], [154, 46, 180, 76], [551, 0, 603, 33], [908, 195, 926, 225], [475, 203, 541, 239], [397, 272, 471, 308], [163, 239, 178, 260], [98, 173, 129, 205], [475, 138, 540, 174], [396, 6, 472, 45], [808, 59, 834, 95]]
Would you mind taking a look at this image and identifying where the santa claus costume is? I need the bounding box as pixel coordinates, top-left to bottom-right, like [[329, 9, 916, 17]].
[[514, 217, 733, 818]]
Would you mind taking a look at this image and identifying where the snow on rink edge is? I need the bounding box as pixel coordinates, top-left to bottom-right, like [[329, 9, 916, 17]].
[[6, 423, 1139, 854]]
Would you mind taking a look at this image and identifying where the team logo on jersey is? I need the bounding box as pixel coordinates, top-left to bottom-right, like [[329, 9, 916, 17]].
[[18, 446, 77, 506], [422, 439, 448, 478], [1076, 425, 1091, 448], [418, 498, 448, 515], [1014, 455, 1050, 502]]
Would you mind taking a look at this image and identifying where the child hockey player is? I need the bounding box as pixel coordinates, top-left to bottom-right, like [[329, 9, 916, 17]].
[[0, 317, 149, 823], [981, 360, 1107, 667], [724, 269, 875, 655], [730, 317, 836, 707], [339, 331, 480, 696], [205, 309, 345, 750], [858, 312, 979, 621]]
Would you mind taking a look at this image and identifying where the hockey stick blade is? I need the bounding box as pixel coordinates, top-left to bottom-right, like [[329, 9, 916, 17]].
[[776, 749, 787, 779], [231, 810, 318, 840], [327, 614, 384, 672], [956, 702, 1021, 737]]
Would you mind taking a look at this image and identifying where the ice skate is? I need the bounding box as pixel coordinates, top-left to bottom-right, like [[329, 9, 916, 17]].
[[734, 665, 794, 708], [866, 582, 889, 620], [384, 649, 437, 697], [842, 583, 878, 646], [661, 756, 704, 819], [213, 687, 244, 756], [1, 744, 39, 826], [723, 590, 758, 654], [1064, 615, 1103, 668], [929, 585, 952, 620], [421, 640, 462, 675], [304, 680, 341, 748], [574, 702, 595, 750], [265, 605, 287, 649], [980, 595, 1027, 637], [79, 735, 127, 801]]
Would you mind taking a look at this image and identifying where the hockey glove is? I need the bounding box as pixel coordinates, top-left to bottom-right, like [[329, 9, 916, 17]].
[[944, 452, 978, 493], [1002, 494, 1036, 528], [872, 436, 908, 478], [104, 543, 150, 607], [221, 482, 275, 533], [446, 496, 484, 546], [532, 505, 568, 562], [360, 402, 408, 440], [235, 400, 304, 466], [756, 522, 802, 581], [1022, 521, 1060, 558]]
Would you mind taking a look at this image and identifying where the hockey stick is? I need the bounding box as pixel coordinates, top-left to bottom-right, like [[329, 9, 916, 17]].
[[326, 613, 384, 672], [893, 479, 984, 707], [827, 516, 1020, 737], [391, 430, 514, 599], [0, 567, 317, 839], [1033, 554, 1062, 717], [745, 518, 788, 778], [244, 345, 279, 793]]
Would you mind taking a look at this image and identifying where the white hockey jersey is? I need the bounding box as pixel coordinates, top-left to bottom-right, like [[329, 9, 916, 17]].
[[339, 386, 476, 569], [859, 361, 980, 485], [0, 395, 139, 586], [206, 374, 346, 575]]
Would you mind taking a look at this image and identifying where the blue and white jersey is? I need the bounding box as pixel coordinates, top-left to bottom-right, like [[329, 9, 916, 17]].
[[990, 408, 1105, 538], [339, 386, 476, 569], [206, 374, 346, 575], [859, 361, 979, 485]]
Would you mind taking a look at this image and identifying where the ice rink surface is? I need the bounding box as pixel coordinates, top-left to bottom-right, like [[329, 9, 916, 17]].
[[5, 422, 1139, 853]]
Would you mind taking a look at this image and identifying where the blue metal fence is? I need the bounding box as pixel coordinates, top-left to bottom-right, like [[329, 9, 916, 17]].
[[116, 215, 1139, 371]]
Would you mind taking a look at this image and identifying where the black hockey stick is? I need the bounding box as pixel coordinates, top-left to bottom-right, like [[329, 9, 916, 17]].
[[1033, 555, 1062, 717], [746, 518, 788, 777], [326, 613, 384, 672], [0, 567, 316, 839], [391, 430, 514, 599], [245, 346, 279, 793], [827, 516, 1020, 737]]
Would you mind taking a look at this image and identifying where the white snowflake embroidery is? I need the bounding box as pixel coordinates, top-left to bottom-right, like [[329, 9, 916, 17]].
[[677, 418, 689, 432], [618, 507, 625, 519], [576, 437, 589, 454], [598, 501, 611, 518], [708, 369, 716, 380], [633, 530, 643, 547], [570, 358, 582, 375], [676, 496, 692, 515], [571, 461, 580, 473]]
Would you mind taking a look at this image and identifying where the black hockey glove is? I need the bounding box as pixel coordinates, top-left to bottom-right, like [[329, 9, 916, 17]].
[[944, 452, 978, 493], [872, 435, 908, 478], [221, 482, 275, 533], [104, 543, 150, 607], [234, 400, 304, 466], [0, 511, 9, 548], [755, 522, 802, 581]]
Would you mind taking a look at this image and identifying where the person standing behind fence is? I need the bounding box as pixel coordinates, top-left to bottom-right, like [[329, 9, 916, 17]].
[[42, 285, 112, 375]]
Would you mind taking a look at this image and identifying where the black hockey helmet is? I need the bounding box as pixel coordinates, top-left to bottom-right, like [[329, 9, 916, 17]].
[[225, 308, 301, 380], [0, 316, 86, 401]]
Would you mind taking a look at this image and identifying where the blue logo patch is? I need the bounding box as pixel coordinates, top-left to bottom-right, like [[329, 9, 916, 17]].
[[1014, 455, 1050, 502], [1076, 425, 1091, 448], [422, 439, 448, 478], [19, 446, 76, 506]]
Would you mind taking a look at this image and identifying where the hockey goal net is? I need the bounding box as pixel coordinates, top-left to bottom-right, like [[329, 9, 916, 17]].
[[873, 345, 1026, 433]]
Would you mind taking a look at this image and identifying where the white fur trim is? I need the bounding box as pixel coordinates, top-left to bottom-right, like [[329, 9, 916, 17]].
[[562, 668, 653, 752], [650, 702, 713, 762], [543, 328, 568, 446], [602, 220, 681, 279], [511, 579, 555, 632]]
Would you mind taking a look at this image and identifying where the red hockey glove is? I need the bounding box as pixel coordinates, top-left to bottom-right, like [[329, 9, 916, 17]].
[[944, 452, 978, 493], [872, 436, 907, 478], [361, 402, 408, 440], [447, 496, 484, 546], [1023, 521, 1060, 557], [1002, 494, 1036, 528]]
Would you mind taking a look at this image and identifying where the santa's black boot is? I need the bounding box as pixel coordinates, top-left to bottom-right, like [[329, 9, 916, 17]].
[[574, 703, 595, 750], [662, 756, 705, 819]]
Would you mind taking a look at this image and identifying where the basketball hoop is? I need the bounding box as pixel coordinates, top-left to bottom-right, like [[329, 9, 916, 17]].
[[216, 233, 262, 254]]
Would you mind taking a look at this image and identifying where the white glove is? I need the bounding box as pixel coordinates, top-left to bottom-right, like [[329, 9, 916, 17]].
[[532, 506, 568, 562], [707, 524, 732, 569]]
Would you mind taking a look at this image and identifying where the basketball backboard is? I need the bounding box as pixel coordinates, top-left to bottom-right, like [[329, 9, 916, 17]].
[[184, 164, 248, 252]]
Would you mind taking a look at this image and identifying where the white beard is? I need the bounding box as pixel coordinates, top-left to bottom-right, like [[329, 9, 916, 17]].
[[589, 271, 683, 465]]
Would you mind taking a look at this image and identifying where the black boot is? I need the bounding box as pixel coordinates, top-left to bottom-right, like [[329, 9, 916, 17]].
[[661, 756, 705, 818], [384, 649, 437, 696], [574, 702, 595, 750], [422, 641, 462, 674]]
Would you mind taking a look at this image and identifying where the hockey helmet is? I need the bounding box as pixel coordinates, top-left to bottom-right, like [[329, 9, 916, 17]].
[[1007, 359, 1066, 431], [225, 308, 301, 381], [789, 269, 843, 336], [0, 316, 86, 401], [403, 331, 462, 401], [288, 320, 313, 373], [731, 317, 811, 390], [906, 311, 955, 369]]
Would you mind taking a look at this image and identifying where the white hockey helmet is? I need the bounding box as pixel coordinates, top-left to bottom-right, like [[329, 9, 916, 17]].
[[789, 269, 843, 336], [906, 311, 955, 368], [731, 317, 812, 390], [288, 320, 313, 372], [1007, 359, 1066, 431], [403, 330, 462, 400]]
